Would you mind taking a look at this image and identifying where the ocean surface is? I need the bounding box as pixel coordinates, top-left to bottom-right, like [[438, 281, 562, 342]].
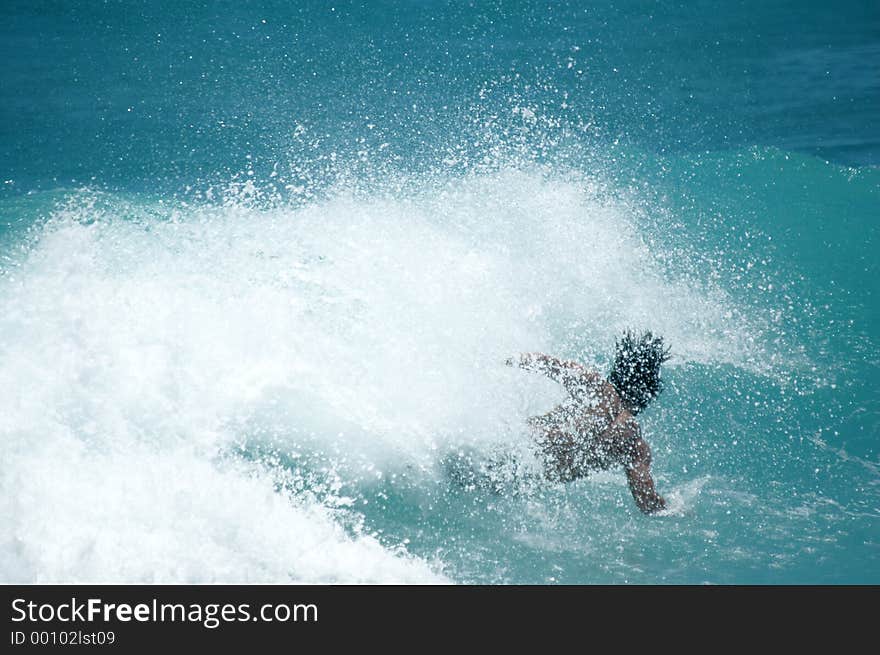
[[1, 1, 878, 584]]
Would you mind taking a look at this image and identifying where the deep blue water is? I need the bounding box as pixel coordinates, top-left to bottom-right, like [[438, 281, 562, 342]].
[[1, 1, 877, 583]]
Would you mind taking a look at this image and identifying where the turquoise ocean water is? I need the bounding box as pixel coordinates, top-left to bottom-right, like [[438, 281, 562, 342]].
[[1, 1, 877, 583]]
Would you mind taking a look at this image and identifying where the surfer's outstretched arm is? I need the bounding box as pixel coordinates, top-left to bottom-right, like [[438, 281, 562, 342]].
[[624, 437, 666, 514], [506, 352, 603, 397]]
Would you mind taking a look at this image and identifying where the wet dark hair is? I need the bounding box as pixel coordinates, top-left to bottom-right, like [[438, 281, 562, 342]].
[[608, 330, 671, 414]]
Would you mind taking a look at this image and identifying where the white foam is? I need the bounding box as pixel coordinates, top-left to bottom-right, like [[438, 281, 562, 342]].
[[656, 475, 713, 517], [0, 169, 765, 582], [0, 441, 445, 583]]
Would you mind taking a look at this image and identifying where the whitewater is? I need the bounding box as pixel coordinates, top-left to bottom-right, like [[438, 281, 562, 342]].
[[3, 162, 874, 583]]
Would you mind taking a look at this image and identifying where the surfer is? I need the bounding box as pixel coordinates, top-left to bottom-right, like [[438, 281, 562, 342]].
[[506, 330, 670, 514]]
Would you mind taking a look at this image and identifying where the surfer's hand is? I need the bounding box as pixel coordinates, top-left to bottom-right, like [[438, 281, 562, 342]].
[[643, 495, 667, 514]]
